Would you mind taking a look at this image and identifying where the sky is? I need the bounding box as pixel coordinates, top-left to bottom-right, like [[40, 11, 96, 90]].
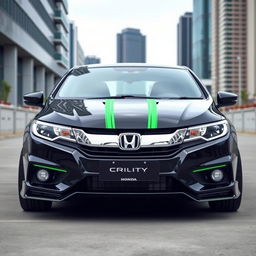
[[68, 0, 192, 65]]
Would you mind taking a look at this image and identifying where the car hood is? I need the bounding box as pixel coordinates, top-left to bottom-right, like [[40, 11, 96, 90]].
[[37, 98, 222, 129]]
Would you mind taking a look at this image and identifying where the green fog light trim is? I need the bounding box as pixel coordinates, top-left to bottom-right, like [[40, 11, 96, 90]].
[[33, 164, 68, 173], [192, 164, 227, 173], [209, 197, 233, 202]]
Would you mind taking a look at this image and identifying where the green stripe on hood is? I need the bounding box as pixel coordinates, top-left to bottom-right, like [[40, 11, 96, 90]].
[[105, 99, 116, 129], [147, 99, 158, 128]]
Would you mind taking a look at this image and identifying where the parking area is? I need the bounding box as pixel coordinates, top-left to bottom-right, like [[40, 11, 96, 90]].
[[0, 134, 255, 256]]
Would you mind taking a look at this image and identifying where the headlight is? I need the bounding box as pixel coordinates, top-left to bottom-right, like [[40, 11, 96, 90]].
[[32, 120, 229, 146], [32, 121, 76, 141], [184, 120, 229, 142], [32, 121, 90, 144]]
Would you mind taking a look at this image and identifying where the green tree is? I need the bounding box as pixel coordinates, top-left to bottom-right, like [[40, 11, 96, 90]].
[[0, 80, 11, 102], [241, 89, 249, 104]]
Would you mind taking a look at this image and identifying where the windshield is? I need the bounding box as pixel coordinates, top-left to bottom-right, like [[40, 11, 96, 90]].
[[56, 67, 204, 99]]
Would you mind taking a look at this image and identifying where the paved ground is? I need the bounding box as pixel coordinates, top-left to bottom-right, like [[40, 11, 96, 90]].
[[0, 134, 255, 256]]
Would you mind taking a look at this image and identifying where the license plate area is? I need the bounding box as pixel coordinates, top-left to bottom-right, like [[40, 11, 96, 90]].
[[99, 160, 159, 182]]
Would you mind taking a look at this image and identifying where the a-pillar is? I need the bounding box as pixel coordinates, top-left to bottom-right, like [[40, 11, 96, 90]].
[[3, 45, 17, 105]]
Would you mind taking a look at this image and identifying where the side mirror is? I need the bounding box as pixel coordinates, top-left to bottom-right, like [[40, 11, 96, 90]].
[[23, 91, 44, 107], [216, 91, 237, 108]]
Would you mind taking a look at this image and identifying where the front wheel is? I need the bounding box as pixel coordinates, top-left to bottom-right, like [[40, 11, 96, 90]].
[[209, 153, 242, 212], [18, 155, 52, 211]]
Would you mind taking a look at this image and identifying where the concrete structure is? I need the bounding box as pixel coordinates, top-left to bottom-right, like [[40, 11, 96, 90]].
[[0, 104, 38, 136], [192, 0, 211, 79], [225, 108, 256, 132], [117, 28, 146, 63], [211, 0, 247, 98], [247, 0, 256, 101], [0, 0, 69, 105], [69, 21, 85, 68], [177, 12, 193, 69], [84, 56, 101, 65]]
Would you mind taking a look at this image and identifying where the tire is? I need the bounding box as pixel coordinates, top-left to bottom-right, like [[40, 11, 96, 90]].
[[209, 153, 242, 212], [18, 155, 52, 211]]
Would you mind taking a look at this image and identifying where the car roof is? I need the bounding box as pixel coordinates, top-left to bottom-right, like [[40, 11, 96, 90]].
[[72, 63, 189, 71]]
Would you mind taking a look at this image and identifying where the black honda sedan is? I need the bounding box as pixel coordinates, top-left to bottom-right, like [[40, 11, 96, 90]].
[[19, 64, 242, 212]]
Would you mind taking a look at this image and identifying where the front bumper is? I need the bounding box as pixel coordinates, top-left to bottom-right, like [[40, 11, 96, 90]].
[[20, 131, 241, 202]]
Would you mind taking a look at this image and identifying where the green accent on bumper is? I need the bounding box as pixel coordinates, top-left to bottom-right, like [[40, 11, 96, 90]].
[[208, 197, 233, 202], [105, 99, 116, 129], [192, 164, 227, 173], [147, 99, 158, 129], [33, 164, 68, 173]]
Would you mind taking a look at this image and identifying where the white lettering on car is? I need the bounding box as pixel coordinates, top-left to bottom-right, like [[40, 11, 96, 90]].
[[109, 167, 148, 173]]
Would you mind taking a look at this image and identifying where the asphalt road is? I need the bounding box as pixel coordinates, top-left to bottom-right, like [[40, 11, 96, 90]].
[[0, 135, 255, 256]]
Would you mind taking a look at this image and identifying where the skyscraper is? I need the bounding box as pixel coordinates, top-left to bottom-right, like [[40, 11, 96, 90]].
[[247, 0, 256, 100], [69, 22, 85, 68], [177, 12, 193, 69], [84, 56, 101, 65], [77, 42, 85, 66], [192, 0, 211, 79], [69, 22, 77, 68], [212, 0, 247, 98], [117, 28, 146, 63]]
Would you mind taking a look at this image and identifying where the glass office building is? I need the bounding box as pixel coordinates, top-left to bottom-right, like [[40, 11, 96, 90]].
[[117, 28, 146, 63], [192, 0, 211, 79], [177, 12, 193, 69], [69, 22, 85, 68], [84, 56, 101, 65]]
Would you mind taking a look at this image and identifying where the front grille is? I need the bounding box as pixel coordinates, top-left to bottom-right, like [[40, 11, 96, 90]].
[[82, 128, 178, 135], [79, 145, 180, 159], [83, 176, 174, 192], [56, 128, 196, 159]]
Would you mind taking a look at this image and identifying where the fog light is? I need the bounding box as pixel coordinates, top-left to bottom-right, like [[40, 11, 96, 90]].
[[211, 169, 223, 182], [37, 169, 49, 182]]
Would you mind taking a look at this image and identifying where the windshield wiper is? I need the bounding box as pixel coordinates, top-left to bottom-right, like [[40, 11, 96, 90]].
[[161, 97, 204, 100], [85, 96, 204, 100], [85, 95, 158, 99]]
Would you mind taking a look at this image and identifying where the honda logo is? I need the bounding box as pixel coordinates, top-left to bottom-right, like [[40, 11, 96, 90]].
[[119, 133, 141, 150]]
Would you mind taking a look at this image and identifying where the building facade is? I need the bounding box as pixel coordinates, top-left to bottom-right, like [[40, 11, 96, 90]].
[[117, 28, 146, 63], [69, 22, 77, 68], [247, 0, 256, 100], [77, 42, 85, 66], [0, 0, 69, 106], [211, 0, 247, 98], [84, 56, 101, 65], [192, 0, 211, 79], [69, 22, 85, 68], [177, 12, 193, 69]]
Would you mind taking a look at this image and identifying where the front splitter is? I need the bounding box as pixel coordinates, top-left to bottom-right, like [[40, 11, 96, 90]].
[[21, 181, 240, 203]]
